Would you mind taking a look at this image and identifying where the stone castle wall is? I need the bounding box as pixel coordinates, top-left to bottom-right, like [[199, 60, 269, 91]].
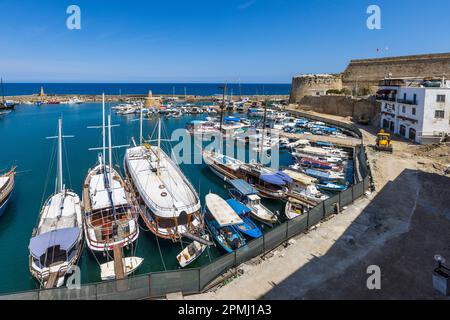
[[342, 52, 450, 89], [289, 74, 342, 103], [290, 53, 450, 103], [297, 95, 380, 123]]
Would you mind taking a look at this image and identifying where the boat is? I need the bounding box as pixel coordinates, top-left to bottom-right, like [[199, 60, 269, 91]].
[[68, 97, 83, 105], [226, 199, 262, 239], [291, 184, 329, 203], [317, 182, 348, 192], [100, 257, 144, 281], [204, 194, 246, 253], [203, 150, 290, 199], [284, 198, 305, 220], [124, 117, 203, 242], [298, 157, 336, 171], [83, 95, 139, 257], [0, 167, 16, 216], [28, 119, 83, 288], [228, 179, 278, 226], [176, 234, 209, 268], [0, 79, 15, 110], [304, 168, 345, 182]]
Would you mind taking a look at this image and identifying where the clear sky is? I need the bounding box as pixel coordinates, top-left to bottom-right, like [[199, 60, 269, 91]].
[[0, 0, 449, 83]]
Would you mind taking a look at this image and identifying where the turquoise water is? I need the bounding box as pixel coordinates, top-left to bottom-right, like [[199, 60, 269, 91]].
[[0, 103, 290, 294]]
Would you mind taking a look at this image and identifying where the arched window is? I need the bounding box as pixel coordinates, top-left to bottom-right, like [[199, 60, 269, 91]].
[[409, 128, 416, 141], [399, 125, 406, 137]]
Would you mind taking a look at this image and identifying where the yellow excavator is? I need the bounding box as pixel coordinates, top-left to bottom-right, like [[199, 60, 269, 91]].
[[375, 129, 393, 153]]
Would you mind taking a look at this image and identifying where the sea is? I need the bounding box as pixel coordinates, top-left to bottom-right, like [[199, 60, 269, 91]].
[[0, 99, 294, 294], [2, 83, 291, 97]]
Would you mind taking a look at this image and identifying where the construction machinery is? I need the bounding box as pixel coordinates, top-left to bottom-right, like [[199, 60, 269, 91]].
[[375, 129, 393, 153]]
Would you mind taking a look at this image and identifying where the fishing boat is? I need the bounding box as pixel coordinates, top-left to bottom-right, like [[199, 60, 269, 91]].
[[204, 194, 246, 253], [83, 95, 140, 279], [176, 234, 209, 268], [284, 198, 305, 220], [226, 199, 262, 239], [100, 257, 144, 281], [28, 119, 83, 288], [298, 157, 339, 171], [228, 179, 278, 226], [0, 167, 16, 216], [203, 151, 291, 199], [124, 117, 203, 242], [317, 182, 348, 192]]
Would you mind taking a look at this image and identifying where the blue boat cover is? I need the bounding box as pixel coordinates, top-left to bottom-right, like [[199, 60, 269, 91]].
[[275, 171, 294, 184], [224, 116, 240, 122], [226, 199, 251, 215], [229, 179, 258, 196], [306, 169, 329, 179], [260, 173, 286, 186], [29, 227, 80, 258]]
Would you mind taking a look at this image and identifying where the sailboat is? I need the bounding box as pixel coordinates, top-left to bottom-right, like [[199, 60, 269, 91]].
[[0, 167, 16, 216], [82, 94, 141, 280], [28, 118, 83, 288], [124, 111, 203, 242]]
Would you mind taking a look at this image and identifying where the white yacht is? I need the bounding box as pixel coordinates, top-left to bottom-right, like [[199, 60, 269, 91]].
[[29, 118, 83, 288]]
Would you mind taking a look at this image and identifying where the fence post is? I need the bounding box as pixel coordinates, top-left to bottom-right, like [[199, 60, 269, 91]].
[[148, 274, 152, 299], [263, 233, 266, 253], [285, 220, 289, 242], [306, 209, 310, 230], [198, 269, 201, 293]]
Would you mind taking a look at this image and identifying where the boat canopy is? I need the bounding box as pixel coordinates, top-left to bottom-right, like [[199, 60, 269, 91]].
[[205, 194, 243, 227], [229, 179, 258, 196], [89, 174, 128, 211], [276, 171, 294, 184], [224, 116, 240, 123], [226, 199, 251, 215], [29, 227, 80, 258], [260, 173, 286, 186]]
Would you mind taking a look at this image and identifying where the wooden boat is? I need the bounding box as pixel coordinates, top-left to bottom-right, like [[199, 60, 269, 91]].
[[205, 194, 246, 253], [124, 117, 203, 242], [100, 257, 144, 280], [0, 167, 15, 217], [226, 199, 262, 239], [83, 96, 139, 254], [203, 150, 291, 199], [228, 179, 278, 226], [176, 234, 209, 268], [285, 198, 305, 220], [28, 119, 83, 288]]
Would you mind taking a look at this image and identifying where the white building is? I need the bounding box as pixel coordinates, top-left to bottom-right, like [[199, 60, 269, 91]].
[[377, 78, 450, 144]]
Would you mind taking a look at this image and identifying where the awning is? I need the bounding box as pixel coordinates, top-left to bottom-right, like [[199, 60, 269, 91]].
[[226, 199, 251, 215], [260, 173, 286, 186], [377, 89, 397, 95], [29, 227, 81, 258], [229, 179, 258, 196], [205, 194, 243, 227]]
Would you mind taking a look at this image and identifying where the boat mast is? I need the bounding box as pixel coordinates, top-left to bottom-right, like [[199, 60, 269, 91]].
[[139, 106, 143, 145], [157, 116, 162, 175], [260, 103, 267, 157], [57, 118, 64, 193], [102, 93, 106, 164], [108, 113, 113, 180]]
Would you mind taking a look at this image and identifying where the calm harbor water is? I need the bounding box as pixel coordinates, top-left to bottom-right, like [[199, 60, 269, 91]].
[[0, 103, 292, 294], [2, 83, 291, 97]]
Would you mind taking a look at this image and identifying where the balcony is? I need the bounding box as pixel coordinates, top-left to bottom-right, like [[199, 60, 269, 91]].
[[376, 95, 396, 102], [396, 99, 417, 105]]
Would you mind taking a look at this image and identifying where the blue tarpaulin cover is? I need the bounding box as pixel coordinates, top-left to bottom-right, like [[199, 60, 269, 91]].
[[226, 199, 251, 215], [229, 179, 258, 196], [224, 117, 240, 122], [29, 227, 80, 258], [275, 171, 294, 184], [260, 173, 286, 186]]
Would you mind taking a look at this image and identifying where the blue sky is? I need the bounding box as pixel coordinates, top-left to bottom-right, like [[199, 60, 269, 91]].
[[0, 0, 449, 83]]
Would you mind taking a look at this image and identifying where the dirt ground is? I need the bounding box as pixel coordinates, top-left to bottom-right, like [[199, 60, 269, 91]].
[[185, 113, 450, 300]]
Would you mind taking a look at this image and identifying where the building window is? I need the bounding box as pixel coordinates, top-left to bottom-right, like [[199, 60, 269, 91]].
[[435, 110, 445, 119], [412, 108, 416, 115], [402, 106, 406, 113], [399, 125, 406, 137], [437, 95, 446, 102]]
